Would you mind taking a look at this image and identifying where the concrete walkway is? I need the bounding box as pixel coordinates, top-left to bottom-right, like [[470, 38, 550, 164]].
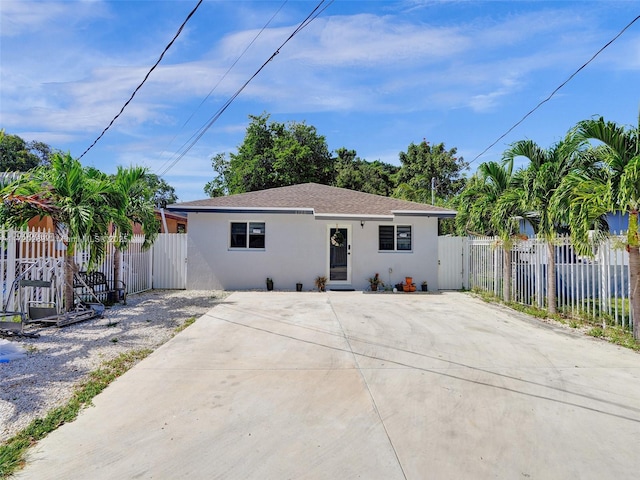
[[15, 292, 640, 479]]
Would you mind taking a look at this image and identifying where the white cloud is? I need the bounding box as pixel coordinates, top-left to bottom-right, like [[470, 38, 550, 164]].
[[1, 4, 603, 138], [0, 0, 109, 36], [1, 0, 635, 191]]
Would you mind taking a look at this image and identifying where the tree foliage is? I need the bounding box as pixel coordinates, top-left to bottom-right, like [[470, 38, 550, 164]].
[[143, 173, 178, 208], [0, 130, 53, 171], [455, 160, 519, 237], [333, 148, 398, 196], [204, 114, 465, 203], [563, 115, 640, 339], [205, 113, 334, 196], [394, 140, 468, 203]]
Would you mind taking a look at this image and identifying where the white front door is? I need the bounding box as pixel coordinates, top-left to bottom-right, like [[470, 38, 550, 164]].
[[328, 226, 351, 284]]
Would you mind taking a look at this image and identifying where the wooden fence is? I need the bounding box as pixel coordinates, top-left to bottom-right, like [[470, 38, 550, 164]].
[[462, 234, 631, 329]]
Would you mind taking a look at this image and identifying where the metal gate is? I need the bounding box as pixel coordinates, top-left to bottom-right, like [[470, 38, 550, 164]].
[[152, 234, 187, 289], [438, 236, 467, 290]]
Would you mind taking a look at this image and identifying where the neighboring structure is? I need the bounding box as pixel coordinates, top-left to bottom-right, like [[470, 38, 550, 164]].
[[518, 211, 629, 238], [157, 209, 188, 234], [132, 209, 188, 234], [168, 183, 455, 291]]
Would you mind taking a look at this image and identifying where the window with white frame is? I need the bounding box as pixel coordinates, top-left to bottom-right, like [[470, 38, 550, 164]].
[[378, 225, 412, 251], [230, 222, 265, 249]]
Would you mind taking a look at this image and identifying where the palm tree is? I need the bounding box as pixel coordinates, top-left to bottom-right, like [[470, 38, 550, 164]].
[[570, 115, 640, 339], [502, 133, 588, 314], [0, 153, 128, 310], [110, 166, 159, 295], [456, 160, 521, 301]]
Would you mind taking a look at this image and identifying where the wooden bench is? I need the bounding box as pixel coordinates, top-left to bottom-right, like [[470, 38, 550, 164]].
[[74, 271, 126, 305]]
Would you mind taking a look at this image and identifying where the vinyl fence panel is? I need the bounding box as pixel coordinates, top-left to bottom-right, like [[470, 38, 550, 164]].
[[0, 228, 177, 313], [455, 234, 632, 330], [152, 233, 187, 289]]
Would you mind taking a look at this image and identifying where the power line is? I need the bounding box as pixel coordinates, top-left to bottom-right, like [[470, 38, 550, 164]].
[[78, 0, 204, 160], [154, 0, 289, 176], [470, 14, 640, 165], [157, 0, 334, 177]]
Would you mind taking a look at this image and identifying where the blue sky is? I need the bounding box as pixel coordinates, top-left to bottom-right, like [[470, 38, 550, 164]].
[[1, 0, 639, 202]]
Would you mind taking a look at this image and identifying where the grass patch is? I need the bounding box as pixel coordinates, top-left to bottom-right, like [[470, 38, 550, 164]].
[[468, 289, 640, 352], [174, 316, 197, 334], [588, 327, 605, 338], [602, 326, 640, 351], [0, 348, 152, 479]]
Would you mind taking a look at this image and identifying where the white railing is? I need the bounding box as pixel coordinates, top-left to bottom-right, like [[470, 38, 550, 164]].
[[464, 234, 631, 328], [1, 228, 153, 312]]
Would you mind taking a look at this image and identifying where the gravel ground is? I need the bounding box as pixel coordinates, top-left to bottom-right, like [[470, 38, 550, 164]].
[[0, 289, 225, 444]]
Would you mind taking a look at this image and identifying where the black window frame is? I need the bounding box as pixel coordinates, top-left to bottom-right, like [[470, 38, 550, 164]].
[[230, 221, 265, 249], [378, 225, 412, 252]]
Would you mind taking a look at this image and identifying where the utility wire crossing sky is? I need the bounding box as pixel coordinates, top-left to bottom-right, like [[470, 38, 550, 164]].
[[1, 0, 639, 201]]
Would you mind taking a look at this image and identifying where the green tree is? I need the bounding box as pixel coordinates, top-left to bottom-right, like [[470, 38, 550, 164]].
[[562, 115, 640, 339], [110, 167, 160, 294], [0, 153, 129, 310], [27, 140, 53, 166], [144, 173, 178, 208], [502, 132, 589, 314], [205, 113, 334, 196], [394, 140, 468, 203], [333, 148, 398, 196], [0, 130, 45, 171], [204, 153, 230, 197], [456, 161, 522, 301]]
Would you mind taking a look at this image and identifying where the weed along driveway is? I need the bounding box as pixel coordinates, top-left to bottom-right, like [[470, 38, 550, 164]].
[[15, 292, 640, 479]]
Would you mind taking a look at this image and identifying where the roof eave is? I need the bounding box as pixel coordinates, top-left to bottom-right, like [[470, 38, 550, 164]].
[[313, 213, 394, 221], [392, 209, 457, 218], [166, 205, 314, 215]]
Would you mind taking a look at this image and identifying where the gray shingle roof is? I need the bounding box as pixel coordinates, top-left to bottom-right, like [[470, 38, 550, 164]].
[[170, 183, 456, 218]]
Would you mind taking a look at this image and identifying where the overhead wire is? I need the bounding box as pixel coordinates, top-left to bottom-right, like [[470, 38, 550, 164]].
[[470, 14, 640, 165], [157, 0, 334, 177], [154, 0, 289, 176], [78, 0, 204, 160]]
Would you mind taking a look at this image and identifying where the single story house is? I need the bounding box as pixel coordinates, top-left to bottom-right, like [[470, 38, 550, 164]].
[[168, 183, 456, 291]]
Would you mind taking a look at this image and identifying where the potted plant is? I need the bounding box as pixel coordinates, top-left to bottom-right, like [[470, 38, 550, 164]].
[[296, 282, 303, 292], [368, 273, 383, 291], [421, 281, 428, 292], [266, 278, 274, 291], [314, 275, 327, 292]]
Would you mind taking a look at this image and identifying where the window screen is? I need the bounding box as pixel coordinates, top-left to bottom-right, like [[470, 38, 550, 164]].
[[248, 222, 265, 249], [396, 226, 412, 251]]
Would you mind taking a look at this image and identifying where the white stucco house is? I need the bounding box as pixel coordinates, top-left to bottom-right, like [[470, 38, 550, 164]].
[[167, 183, 456, 291]]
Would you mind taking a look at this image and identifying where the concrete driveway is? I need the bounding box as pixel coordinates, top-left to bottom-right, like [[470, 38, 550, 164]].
[[16, 291, 640, 479]]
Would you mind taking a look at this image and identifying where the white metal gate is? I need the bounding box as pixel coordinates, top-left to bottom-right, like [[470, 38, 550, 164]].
[[438, 236, 467, 290], [152, 234, 187, 289]]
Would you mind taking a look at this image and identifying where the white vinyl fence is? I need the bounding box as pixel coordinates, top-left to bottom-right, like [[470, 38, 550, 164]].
[[455, 234, 632, 329], [438, 236, 467, 290], [152, 233, 187, 289], [1, 228, 184, 313]]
